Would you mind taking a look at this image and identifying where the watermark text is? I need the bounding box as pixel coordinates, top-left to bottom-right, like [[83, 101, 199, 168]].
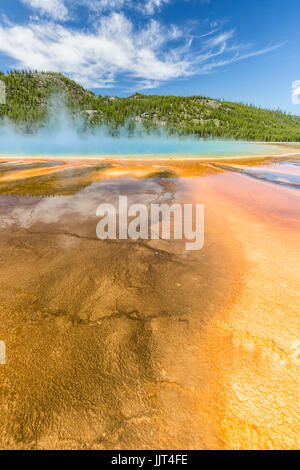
[[96, 196, 204, 251]]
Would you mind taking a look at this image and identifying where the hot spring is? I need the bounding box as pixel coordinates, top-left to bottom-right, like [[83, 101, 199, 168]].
[[0, 118, 284, 158]]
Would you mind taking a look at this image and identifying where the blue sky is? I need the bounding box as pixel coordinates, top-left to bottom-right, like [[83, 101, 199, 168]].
[[0, 0, 299, 113]]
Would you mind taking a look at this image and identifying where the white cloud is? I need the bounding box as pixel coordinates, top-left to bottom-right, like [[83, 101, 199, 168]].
[[78, 0, 127, 12], [1, 6, 283, 91], [72, 0, 170, 15], [143, 0, 170, 15], [19, 0, 173, 22], [18, 0, 217, 21], [0, 13, 192, 88], [127, 79, 161, 92], [21, 0, 68, 21], [207, 30, 235, 47], [291, 81, 300, 105], [199, 43, 283, 74]]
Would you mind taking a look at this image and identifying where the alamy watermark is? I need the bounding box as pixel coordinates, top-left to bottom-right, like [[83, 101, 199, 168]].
[[96, 196, 204, 251], [0, 80, 5, 105]]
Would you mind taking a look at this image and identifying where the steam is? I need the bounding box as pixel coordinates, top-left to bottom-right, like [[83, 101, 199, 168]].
[[0, 100, 270, 156]]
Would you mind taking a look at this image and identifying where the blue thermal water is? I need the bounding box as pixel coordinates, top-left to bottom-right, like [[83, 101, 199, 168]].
[[0, 134, 277, 157], [0, 123, 279, 157]]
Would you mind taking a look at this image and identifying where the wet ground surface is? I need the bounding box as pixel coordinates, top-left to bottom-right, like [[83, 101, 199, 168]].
[[212, 159, 300, 189], [0, 156, 299, 449]]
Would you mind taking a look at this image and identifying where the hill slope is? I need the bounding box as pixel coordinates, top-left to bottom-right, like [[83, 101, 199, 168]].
[[1, 70, 300, 141]]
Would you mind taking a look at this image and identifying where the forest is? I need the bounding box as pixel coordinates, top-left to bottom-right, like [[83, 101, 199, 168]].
[[1, 70, 300, 141]]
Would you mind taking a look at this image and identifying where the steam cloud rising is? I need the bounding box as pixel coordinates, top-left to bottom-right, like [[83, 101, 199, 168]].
[[0, 102, 270, 157]]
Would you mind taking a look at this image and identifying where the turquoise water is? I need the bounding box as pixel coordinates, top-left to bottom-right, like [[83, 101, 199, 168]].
[[0, 123, 281, 157], [0, 135, 279, 157]]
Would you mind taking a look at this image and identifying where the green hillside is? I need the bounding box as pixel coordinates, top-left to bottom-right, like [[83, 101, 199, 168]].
[[1, 70, 300, 141]]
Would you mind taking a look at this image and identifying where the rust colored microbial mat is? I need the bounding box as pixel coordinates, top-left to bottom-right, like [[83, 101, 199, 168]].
[[0, 155, 299, 450]]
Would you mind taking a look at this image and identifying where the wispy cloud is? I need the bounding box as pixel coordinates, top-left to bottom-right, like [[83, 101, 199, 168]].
[[0, 13, 192, 88], [127, 79, 162, 92], [0, 3, 283, 91], [291, 81, 300, 105], [206, 30, 235, 47], [20, 0, 206, 19], [143, 0, 171, 15], [199, 43, 283, 74], [21, 0, 68, 21], [74, 0, 170, 16]]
